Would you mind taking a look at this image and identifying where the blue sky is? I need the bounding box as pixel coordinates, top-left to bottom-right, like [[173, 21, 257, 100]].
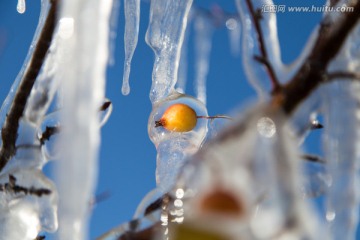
[[0, 0, 327, 238]]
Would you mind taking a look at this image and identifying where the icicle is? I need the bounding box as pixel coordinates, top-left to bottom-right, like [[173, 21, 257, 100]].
[[321, 20, 360, 239], [17, 0, 26, 14], [0, 0, 50, 145], [194, 14, 213, 105], [226, 18, 241, 56], [145, 0, 193, 104], [55, 0, 114, 239], [122, 0, 140, 95], [108, 0, 121, 66], [176, 18, 191, 94], [322, 82, 360, 239]]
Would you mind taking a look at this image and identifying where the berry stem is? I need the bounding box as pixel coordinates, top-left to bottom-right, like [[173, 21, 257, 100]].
[[197, 115, 233, 121]]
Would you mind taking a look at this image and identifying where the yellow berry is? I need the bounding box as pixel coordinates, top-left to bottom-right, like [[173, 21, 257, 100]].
[[155, 103, 197, 132]]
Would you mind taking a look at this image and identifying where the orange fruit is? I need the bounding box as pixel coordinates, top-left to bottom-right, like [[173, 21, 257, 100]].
[[155, 103, 197, 132]]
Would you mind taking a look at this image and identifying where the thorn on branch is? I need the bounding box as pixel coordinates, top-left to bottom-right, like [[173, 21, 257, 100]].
[[310, 120, 323, 130], [301, 154, 326, 164], [34, 236, 45, 240], [39, 126, 60, 145], [99, 100, 112, 112]]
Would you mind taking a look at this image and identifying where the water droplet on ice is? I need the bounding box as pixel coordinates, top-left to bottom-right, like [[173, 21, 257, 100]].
[[226, 18, 238, 30], [17, 0, 26, 14], [257, 117, 276, 138], [326, 211, 336, 222]]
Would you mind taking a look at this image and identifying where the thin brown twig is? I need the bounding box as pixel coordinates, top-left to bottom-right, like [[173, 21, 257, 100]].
[[245, 0, 281, 93], [197, 115, 233, 120], [0, 0, 58, 172], [326, 71, 360, 81]]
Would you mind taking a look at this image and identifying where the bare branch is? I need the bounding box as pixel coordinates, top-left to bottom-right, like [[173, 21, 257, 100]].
[[0, 0, 58, 172]]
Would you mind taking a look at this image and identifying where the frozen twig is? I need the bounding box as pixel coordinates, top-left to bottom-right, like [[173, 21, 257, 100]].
[[245, 0, 281, 92], [0, 175, 51, 197], [0, 0, 58, 172]]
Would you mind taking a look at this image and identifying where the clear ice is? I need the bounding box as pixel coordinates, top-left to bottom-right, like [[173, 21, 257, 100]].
[[148, 92, 208, 192], [145, 0, 193, 103], [122, 0, 140, 95], [17, 0, 26, 14], [194, 14, 213, 105]]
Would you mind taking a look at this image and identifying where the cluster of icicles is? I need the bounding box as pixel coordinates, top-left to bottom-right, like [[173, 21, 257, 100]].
[[2, 0, 360, 239]]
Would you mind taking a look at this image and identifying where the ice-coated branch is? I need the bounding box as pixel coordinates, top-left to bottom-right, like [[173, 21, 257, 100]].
[[0, 175, 51, 197], [275, 0, 360, 114], [0, 0, 58, 172], [244, 0, 281, 92]]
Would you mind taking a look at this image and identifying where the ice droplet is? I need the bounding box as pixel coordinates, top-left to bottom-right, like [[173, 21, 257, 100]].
[[326, 211, 336, 222], [17, 0, 26, 14], [257, 117, 276, 138], [225, 18, 237, 30]]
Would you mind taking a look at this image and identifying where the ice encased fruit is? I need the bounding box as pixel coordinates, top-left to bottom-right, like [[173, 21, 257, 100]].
[[148, 92, 208, 146], [148, 92, 208, 192]]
